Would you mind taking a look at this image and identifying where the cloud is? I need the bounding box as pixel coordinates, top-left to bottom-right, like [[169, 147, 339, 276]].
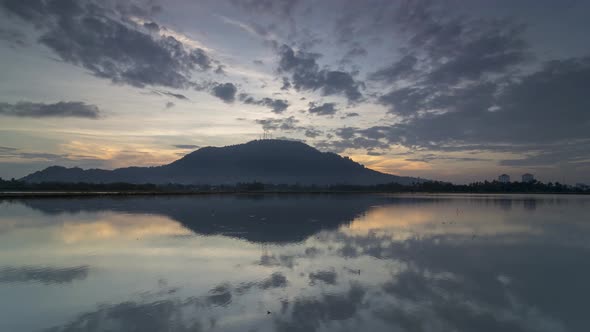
[[214, 64, 226, 75], [240, 94, 289, 113], [308, 102, 337, 116], [340, 42, 368, 64], [206, 283, 232, 307], [165, 102, 175, 109], [281, 77, 291, 90], [275, 282, 366, 332], [320, 0, 590, 168], [230, 0, 302, 19], [341, 112, 359, 119], [304, 128, 322, 138], [373, 57, 590, 148], [212, 83, 237, 103], [405, 154, 490, 163], [315, 136, 389, 154], [369, 55, 418, 83], [0, 147, 98, 163], [0, 146, 18, 154], [143, 21, 160, 32], [1, 0, 215, 89], [308, 269, 337, 285], [258, 272, 288, 289], [335, 127, 358, 140], [369, 1, 532, 116], [0, 27, 27, 47], [0, 101, 101, 118], [277, 44, 363, 102], [321, 55, 590, 171], [499, 142, 590, 167], [255, 116, 300, 131], [173, 144, 199, 150], [153, 90, 189, 100]]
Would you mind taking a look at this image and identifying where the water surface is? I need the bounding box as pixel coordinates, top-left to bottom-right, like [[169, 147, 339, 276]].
[[0, 194, 589, 332]]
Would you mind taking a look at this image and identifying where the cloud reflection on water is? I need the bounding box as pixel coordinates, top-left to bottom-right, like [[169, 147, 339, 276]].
[[0, 194, 588, 332]]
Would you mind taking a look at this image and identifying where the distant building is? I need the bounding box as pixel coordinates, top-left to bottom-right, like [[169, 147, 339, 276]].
[[498, 174, 510, 183], [522, 173, 535, 183]]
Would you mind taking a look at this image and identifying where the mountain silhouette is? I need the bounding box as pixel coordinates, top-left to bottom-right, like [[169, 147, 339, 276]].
[[21, 139, 422, 185]]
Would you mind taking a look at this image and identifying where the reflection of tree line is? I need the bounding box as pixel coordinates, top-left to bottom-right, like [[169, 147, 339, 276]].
[[0, 265, 88, 284], [1, 178, 588, 193], [19, 195, 388, 244]]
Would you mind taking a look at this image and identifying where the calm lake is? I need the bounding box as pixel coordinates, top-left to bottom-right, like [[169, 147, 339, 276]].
[[0, 194, 589, 332]]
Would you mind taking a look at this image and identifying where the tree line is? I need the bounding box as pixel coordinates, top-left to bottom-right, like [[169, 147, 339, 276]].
[[1, 177, 588, 194]]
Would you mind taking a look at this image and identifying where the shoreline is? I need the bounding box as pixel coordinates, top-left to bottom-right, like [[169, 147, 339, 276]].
[[1, 191, 588, 199]]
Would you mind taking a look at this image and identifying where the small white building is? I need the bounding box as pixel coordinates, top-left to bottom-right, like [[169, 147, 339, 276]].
[[498, 174, 510, 183], [522, 173, 535, 183]]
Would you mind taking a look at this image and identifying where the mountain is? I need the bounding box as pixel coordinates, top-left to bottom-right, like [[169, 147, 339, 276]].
[[21, 139, 423, 185]]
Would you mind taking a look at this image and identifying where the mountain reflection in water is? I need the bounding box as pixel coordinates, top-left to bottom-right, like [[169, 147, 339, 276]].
[[0, 194, 588, 332]]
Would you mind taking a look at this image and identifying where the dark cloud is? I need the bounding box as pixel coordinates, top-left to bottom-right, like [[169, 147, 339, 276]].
[[1, 0, 214, 89], [0, 147, 99, 164], [278, 44, 363, 102], [281, 76, 291, 90], [378, 81, 497, 116], [240, 93, 289, 113], [206, 283, 232, 307], [165, 101, 175, 108], [333, 1, 590, 168], [255, 116, 300, 131], [0, 146, 18, 154], [143, 21, 160, 32], [47, 297, 205, 332], [308, 102, 337, 116], [340, 42, 368, 64], [253, 59, 264, 65], [153, 90, 189, 100], [392, 1, 530, 72], [341, 112, 359, 119], [368, 1, 531, 115], [405, 154, 489, 163], [275, 282, 366, 332], [114, 0, 163, 18], [214, 64, 226, 75], [0, 101, 101, 118], [308, 269, 337, 285], [371, 57, 590, 149], [315, 136, 389, 154], [323, 56, 590, 171], [230, 0, 302, 19], [499, 142, 590, 167], [369, 55, 418, 83], [335, 127, 357, 140], [258, 253, 296, 268], [304, 128, 322, 138], [212, 83, 237, 103], [0, 27, 27, 47], [0, 265, 89, 284], [258, 272, 288, 289], [173, 144, 199, 150]]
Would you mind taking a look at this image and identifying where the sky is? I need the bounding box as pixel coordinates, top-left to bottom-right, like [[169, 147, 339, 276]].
[[0, 0, 589, 184]]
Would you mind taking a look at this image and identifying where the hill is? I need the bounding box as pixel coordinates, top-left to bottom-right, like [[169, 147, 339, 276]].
[[21, 139, 423, 185]]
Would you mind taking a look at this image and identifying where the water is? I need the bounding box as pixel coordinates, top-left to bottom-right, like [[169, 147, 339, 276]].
[[0, 194, 589, 332]]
